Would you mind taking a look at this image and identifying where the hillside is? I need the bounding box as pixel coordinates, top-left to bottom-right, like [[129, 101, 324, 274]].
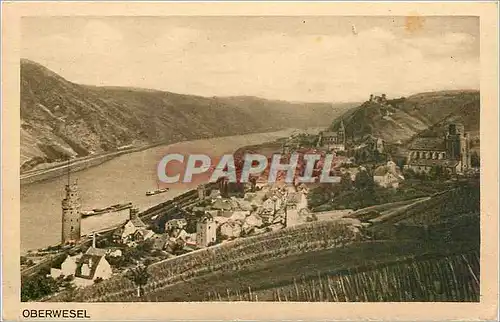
[[45, 182, 479, 302], [330, 90, 480, 145], [21, 59, 354, 172]]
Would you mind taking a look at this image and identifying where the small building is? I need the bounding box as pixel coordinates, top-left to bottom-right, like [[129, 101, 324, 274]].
[[51, 237, 112, 287], [50, 253, 82, 279], [132, 228, 155, 242], [220, 221, 242, 239], [244, 213, 263, 228], [373, 161, 405, 188], [196, 214, 217, 247]]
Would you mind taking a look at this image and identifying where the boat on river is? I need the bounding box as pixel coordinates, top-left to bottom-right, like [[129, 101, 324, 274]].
[[81, 202, 133, 218], [146, 187, 169, 196]]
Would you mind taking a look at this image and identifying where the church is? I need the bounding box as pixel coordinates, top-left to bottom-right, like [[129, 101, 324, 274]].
[[317, 120, 346, 152], [406, 123, 471, 175]]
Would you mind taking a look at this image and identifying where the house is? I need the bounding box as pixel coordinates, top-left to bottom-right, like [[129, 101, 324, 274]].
[[50, 253, 82, 279], [73, 254, 113, 287], [121, 209, 147, 242], [261, 197, 280, 215], [132, 228, 155, 242], [373, 161, 405, 188], [244, 213, 263, 228], [51, 239, 112, 288], [220, 221, 242, 239]]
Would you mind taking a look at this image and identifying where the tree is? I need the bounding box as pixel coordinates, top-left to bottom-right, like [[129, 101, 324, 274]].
[[21, 274, 58, 302], [471, 151, 480, 168], [354, 170, 374, 190], [126, 264, 150, 298], [340, 172, 353, 191]]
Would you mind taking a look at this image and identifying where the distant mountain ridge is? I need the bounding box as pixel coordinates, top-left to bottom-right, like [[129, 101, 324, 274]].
[[20, 59, 355, 172], [329, 90, 480, 146]]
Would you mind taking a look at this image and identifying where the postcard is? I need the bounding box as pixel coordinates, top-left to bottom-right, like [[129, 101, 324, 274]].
[[2, 1, 498, 321]]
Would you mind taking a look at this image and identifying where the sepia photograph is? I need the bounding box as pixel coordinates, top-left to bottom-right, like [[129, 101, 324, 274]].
[[2, 2, 498, 321]]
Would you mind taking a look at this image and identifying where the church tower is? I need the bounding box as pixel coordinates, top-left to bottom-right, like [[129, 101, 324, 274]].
[[61, 180, 82, 244], [445, 123, 470, 173], [445, 123, 461, 160], [337, 119, 346, 146]]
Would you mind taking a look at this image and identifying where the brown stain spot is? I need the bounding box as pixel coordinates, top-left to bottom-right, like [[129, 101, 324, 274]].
[[405, 15, 425, 34], [316, 36, 322, 43]]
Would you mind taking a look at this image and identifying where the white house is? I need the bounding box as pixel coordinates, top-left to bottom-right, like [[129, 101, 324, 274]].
[[50, 252, 112, 287], [51, 254, 82, 279], [373, 161, 405, 188], [73, 254, 113, 287], [51, 233, 113, 287], [220, 221, 242, 239]]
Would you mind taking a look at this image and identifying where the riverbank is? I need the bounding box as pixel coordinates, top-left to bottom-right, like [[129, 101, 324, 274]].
[[20, 128, 311, 186]]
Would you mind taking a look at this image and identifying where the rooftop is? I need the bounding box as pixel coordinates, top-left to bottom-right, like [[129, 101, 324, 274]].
[[85, 247, 107, 257], [75, 254, 103, 280], [321, 131, 339, 138], [409, 137, 446, 151]]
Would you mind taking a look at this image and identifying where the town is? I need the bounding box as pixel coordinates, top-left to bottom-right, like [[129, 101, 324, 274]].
[[20, 94, 480, 301]]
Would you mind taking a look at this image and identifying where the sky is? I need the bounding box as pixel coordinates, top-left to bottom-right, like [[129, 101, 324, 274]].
[[22, 16, 479, 103]]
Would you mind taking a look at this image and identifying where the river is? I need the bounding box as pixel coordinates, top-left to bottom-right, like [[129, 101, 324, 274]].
[[21, 129, 316, 253]]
